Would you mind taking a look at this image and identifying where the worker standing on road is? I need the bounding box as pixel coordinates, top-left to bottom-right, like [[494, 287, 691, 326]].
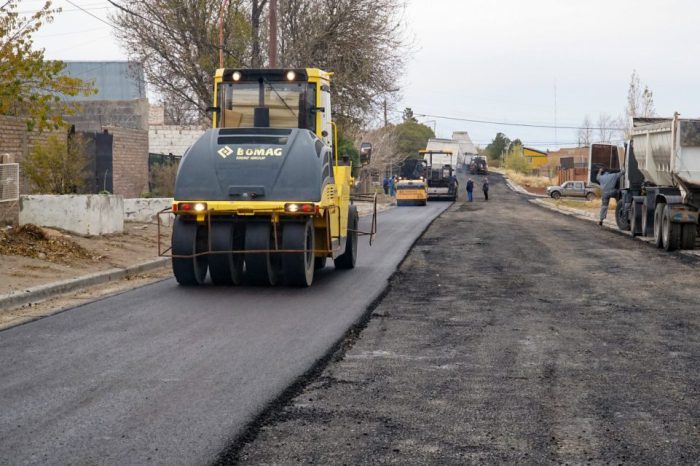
[[382, 176, 390, 195], [597, 168, 625, 226], [482, 177, 489, 201], [466, 178, 474, 202], [389, 176, 397, 197]]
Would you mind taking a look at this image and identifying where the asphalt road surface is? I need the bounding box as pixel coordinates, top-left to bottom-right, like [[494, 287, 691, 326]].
[[236, 174, 700, 464], [0, 202, 449, 466]]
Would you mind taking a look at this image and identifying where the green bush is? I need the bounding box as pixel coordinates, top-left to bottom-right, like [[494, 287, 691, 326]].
[[150, 162, 179, 197], [23, 134, 89, 194]]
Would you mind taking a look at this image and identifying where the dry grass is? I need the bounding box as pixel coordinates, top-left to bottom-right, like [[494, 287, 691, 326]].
[[503, 169, 553, 188]]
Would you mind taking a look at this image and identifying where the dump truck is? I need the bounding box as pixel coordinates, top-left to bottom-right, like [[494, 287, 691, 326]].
[[161, 68, 375, 287], [469, 155, 488, 175], [396, 158, 428, 206], [590, 114, 700, 251], [421, 150, 458, 201]]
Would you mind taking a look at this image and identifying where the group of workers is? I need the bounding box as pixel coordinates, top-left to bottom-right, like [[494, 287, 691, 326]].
[[465, 177, 489, 202]]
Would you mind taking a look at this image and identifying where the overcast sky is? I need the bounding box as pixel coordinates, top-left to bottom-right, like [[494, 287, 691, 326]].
[[28, 0, 700, 150]]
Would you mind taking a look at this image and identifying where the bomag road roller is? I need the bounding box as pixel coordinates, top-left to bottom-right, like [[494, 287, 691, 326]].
[[160, 68, 375, 287], [396, 158, 428, 206]]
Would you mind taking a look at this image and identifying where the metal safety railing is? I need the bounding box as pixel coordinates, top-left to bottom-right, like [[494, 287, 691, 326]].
[[0, 163, 20, 203]]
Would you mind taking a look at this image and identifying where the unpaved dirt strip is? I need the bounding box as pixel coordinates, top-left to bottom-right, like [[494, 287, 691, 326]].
[[233, 175, 699, 465]]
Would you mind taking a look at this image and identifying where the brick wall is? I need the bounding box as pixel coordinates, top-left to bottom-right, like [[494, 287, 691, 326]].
[[105, 126, 149, 198], [0, 116, 61, 224]]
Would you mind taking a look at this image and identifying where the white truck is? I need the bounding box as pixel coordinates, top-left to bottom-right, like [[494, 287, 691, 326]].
[[590, 115, 700, 251]]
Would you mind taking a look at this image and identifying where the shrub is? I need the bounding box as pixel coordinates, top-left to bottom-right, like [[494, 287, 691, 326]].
[[23, 134, 89, 194]]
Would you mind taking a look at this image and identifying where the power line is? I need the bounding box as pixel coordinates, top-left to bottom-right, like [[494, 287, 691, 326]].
[[64, 0, 116, 28], [411, 112, 625, 131]]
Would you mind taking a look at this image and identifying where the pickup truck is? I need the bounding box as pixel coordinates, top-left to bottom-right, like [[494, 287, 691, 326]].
[[546, 181, 598, 201]]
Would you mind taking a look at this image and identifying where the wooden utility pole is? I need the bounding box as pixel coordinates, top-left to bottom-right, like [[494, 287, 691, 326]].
[[269, 0, 277, 67], [383, 99, 388, 127], [218, 0, 230, 68]]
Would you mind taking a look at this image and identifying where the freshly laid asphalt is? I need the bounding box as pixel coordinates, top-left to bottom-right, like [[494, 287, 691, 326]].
[[0, 202, 449, 466]]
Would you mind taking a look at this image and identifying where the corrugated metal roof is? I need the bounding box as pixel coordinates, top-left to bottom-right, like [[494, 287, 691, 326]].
[[61, 61, 146, 101]]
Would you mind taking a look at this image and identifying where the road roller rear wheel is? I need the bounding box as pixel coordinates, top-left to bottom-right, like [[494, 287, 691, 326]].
[[335, 205, 358, 269], [245, 222, 279, 286], [314, 257, 327, 270], [282, 220, 315, 287], [209, 222, 244, 286], [172, 217, 208, 286]]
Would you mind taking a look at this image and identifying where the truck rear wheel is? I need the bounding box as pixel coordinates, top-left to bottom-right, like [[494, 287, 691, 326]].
[[630, 201, 642, 237], [680, 224, 697, 250], [245, 222, 279, 286], [335, 205, 358, 269], [615, 201, 630, 231], [585, 192, 596, 202], [209, 222, 244, 286], [641, 203, 654, 237], [172, 217, 209, 286], [662, 205, 681, 252], [653, 203, 665, 248], [282, 219, 315, 287]]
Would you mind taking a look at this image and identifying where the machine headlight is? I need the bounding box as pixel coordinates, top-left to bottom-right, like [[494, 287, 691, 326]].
[[232, 71, 242, 81], [285, 203, 316, 213], [194, 203, 207, 212], [286, 70, 296, 81]]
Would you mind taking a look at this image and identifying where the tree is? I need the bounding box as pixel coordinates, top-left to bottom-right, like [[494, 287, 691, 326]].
[[402, 107, 417, 123], [596, 113, 617, 143], [277, 0, 406, 127], [111, 0, 252, 124], [625, 69, 656, 121], [23, 133, 90, 194], [485, 133, 511, 161], [578, 115, 593, 146], [503, 142, 528, 174], [0, 1, 94, 130], [394, 121, 435, 160]]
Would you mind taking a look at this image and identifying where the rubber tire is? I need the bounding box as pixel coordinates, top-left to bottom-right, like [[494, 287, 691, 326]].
[[551, 191, 561, 200], [334, 205, 358, 269], [314, 256, 327, 270], [630, 202, 642, 237], [641, 203, 654, 237], [615, 201, 630, 231], [680, 224, 697, 250], [662, 205, 681, 252], [245, 222, 279, 286], [282, 220, 315, 287], [172, 217, 208, 286], [209, 222, 244, 286], [653, 203, 665, 248], [585, 192, 596, 202]]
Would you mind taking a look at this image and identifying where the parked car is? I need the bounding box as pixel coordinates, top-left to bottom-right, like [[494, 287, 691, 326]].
[[546, 181, 598, 201]]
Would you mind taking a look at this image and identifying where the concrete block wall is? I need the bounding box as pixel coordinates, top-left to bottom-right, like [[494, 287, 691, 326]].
[[19, 195, 124, 235], [106, 126, 149, 198], [66, 98, 150, 132], [149, 126, 206, 157], [123, 198, 174, 226]]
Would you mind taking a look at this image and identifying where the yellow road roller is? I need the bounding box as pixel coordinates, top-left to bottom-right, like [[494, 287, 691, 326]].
[[161, 68, 375, 287], [396, 158, 428, 206]]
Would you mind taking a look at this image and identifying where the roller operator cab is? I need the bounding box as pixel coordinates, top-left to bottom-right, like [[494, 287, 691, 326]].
[[169, 68, 365, 287]]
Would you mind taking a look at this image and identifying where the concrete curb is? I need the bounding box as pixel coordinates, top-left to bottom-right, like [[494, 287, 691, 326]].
[[530, 198, 700, 261], [502, 177, 546, 198], [0, 257, 170, 311]]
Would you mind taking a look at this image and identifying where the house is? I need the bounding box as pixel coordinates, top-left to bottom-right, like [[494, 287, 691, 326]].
[[523, 147, 548, 171]]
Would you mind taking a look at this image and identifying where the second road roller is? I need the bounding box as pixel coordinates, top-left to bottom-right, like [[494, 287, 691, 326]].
[[162, 68, 375, 287]]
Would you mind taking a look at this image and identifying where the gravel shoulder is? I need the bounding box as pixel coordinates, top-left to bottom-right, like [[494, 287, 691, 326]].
[[233, 175, 699, 464]]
